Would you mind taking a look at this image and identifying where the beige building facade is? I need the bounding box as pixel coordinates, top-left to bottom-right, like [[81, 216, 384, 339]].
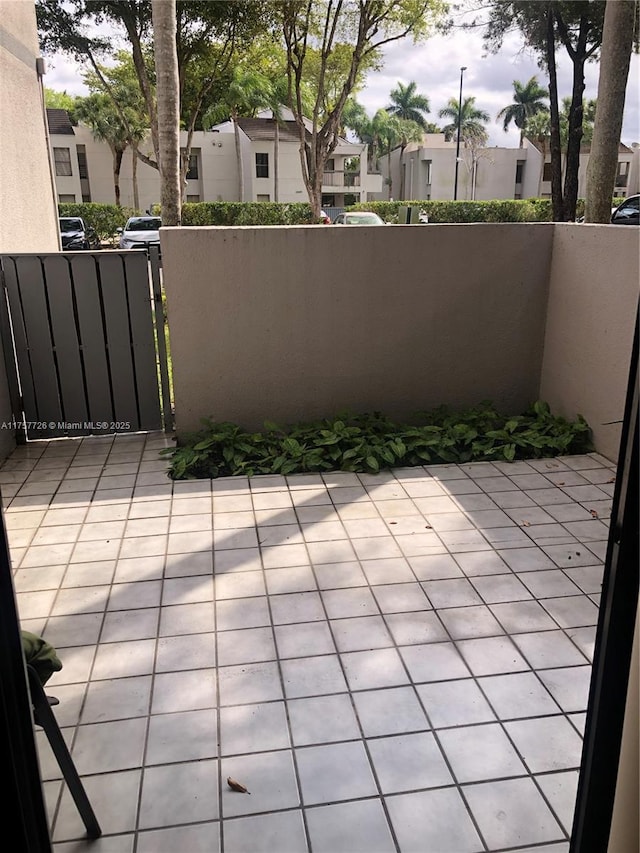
[[0, 1, 61, 461], [380, 134, 639, 202], [47, 108, 383, 212], [1, 3, 59, 252]]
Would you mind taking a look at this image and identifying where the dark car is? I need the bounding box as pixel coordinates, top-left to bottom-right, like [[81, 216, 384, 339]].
[[611, 195, 639, 225], [59, 217, 101, 251]]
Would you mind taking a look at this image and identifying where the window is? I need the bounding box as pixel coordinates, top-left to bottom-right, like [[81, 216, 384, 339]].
[[76, 145, 89, 179], [515, 162, 525, 184], [54, 147, 72, 176], [186, 153, 199, 180], [186, 195, 200, 203], [257, 194, 270, 202], [424, 160, 432, 186], [255, 153, 269, 178], [58, 194, 75, 203], [82, 194, 91, 203], [321, 195, 335, 207], [326, 158, 335, 171], [615, 161, 629, 186], [542, 162, 552, 182]]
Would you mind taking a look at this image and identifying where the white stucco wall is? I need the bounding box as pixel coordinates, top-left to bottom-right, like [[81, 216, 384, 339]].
[[540, 223, 640, 461], [161, 223, 554, 435], [0, 2, 60, 460], [1, 3, 58, 251]]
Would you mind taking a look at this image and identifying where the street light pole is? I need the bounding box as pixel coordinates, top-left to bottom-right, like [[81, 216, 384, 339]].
[[453, 66, 466, 201]]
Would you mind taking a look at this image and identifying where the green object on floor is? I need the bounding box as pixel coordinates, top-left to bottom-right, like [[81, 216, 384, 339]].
[[21, 630, 63, 686]]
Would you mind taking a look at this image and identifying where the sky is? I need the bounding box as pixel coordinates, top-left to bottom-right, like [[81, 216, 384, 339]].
[[43, 1, 640, 150]]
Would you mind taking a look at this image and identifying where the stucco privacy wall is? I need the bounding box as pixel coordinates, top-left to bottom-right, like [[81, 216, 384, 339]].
[[540, 224, 639, 462], [161, 224, 554, 434], [0, 2, 59, 459]]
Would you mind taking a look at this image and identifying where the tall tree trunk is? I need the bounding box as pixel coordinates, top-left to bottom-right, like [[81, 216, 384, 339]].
[[151, 0, 181, 226], [546, 6, 564, 221], [233, 112, 244, 202], [585, 0, 636, 223], [562, 55, 586, 221], [399, 142, 407, 199], [112, 147, 124, 206], [132, 142, 140, 211], [274, 120, 279, 203], [538, 139, 547, 197]]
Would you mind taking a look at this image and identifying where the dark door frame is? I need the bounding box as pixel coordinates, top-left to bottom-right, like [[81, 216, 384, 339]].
[[0, 508, 51, 851], [570, 306, 639, 852]]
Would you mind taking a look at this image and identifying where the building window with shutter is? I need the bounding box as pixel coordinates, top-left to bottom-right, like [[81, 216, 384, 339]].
[[54, 147, 72, 176], [255, 153, 269, 178], [615, 161, 629, 187], [542, 162, 552, 182], [76, 146, 89, 179], [515, 162, 524, 184], [186, 154, 199, 180]]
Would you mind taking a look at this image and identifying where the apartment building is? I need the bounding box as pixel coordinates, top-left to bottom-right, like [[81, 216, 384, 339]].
[[47, 108, 383, 211], [380, 133, 639, 202]]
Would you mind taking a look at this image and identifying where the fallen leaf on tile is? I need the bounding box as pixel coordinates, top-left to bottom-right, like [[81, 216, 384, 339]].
[[425, 524, 432, 529], [521, 521, 531, 527], [557, 482, 565, 486], [590, 509, 599, 518], [389, 521, 397, 525], [227, 777, 251, 794], [607, 477, 615, 483]]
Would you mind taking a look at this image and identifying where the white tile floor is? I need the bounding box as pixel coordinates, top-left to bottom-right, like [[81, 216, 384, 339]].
[[2, 433, 615, 852]]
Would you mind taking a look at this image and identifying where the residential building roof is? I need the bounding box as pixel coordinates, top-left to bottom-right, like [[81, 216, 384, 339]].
[[46, 108, 75, 135], [525, 135, 632, 155], [237, 117, 303, 143]]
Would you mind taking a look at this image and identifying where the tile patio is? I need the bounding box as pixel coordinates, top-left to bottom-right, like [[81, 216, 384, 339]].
[[2, 433, 615, 852]]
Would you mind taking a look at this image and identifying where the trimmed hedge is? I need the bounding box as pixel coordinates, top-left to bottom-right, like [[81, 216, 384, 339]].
[[350, 197, 627, 223], [59, 198, 628, 234], [58, 202, 136, 241], [182, 202, 315, 226], [350, 198, 557, 222]]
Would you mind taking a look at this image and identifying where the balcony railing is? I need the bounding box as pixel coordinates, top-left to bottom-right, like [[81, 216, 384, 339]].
[[322, 170, 361, 187]]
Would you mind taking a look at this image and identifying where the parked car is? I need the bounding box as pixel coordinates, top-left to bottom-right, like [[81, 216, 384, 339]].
[[118, 216, 162, 249], [333, 212, 385, 225], [59, 217, 101, 251], [611, 195, 639, 225]]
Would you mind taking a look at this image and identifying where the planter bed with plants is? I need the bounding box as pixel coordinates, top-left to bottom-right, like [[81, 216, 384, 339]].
[[163, 402, 591, 480]]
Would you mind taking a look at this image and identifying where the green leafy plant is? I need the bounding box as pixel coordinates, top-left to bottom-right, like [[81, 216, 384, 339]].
[[162, 402, 592, 479], [58, 202, 136, 241], [181, 202, 316, 227], [349, 198, 626, 223]]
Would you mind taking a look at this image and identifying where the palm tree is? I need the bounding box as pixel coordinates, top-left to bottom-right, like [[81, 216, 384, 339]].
[[342, 99, 380, 172], [496, 76, 548, 147], [75, 94, 130, 206], [560, 96, 597, 146], [438, 97, 490, 144], [524, 110, 551, 192], [375, 110, 403, 199], [204, 66, 273, 202], [265, 75, 313, 203], [386, 81, 431, 130]]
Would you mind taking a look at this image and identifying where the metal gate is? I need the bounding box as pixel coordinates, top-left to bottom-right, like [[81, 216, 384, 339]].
[[0, 249, 171, 441]]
